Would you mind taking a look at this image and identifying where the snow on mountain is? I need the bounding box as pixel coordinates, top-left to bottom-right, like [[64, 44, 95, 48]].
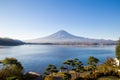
[[40, 30, 82, 39], [26, 30, 116, 44]]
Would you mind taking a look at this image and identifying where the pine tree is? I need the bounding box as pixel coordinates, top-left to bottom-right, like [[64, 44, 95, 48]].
[[116, 38, 120, 60], [115, 38, 120, 67]]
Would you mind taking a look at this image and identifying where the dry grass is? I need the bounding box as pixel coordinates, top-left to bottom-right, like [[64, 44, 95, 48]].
[[97, 76, 120, 80]]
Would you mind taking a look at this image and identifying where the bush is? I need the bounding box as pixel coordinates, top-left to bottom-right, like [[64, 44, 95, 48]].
[[44, 76, 53, 80], [6, 76, 20, 80], [63, 73, 71, 80], [24, 73, 39, 80], [75, 77, 84, 80], [0, 58, 24, 80]]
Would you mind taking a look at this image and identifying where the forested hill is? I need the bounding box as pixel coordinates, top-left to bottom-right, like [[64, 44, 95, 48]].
[[0, 38, 24, 46]]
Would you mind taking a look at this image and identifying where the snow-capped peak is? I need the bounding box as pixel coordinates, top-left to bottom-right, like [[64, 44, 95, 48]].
[[42, 30, 80, 39]]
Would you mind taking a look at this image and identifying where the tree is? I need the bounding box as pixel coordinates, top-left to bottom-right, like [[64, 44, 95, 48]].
[[63, 58, 83, 79], [59, 66, 66, 72], [0, 58, 24, 80], [104, 57, 118, 74], [72, 59, 83, 79], [88, 56, 99, 72], [0, 57, 23, 71], [63, 60, 71, 73], [63, 73, 71, 80], [105, 57, 117, 67], [116, 38, 120, 66], [71, 58, 79, 70], [44, 64, 58, 76]]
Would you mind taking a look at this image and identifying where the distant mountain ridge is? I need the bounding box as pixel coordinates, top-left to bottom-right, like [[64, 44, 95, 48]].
[[0, 38, 24, 46], [26, 30, 117, 45]]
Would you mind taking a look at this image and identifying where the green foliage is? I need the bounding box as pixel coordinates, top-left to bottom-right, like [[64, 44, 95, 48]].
[[59, 58, 83, 79], [59, 66, 66, 72], [71, 58, 84, 73], [44, 64, 58, 75], [100, 57, 118, 76], [63, 60, 71, 65], [116, 39, 120, 60], [62, 58, 83, 73], [63, 73, 71, 80], [88, 56, 99, 71], [0, 58, 24, 80], [88, 56, 99, 66], [104, 57, 117, 67], [6, 76, 20, 80], [24, 73, 39, 80], [63, 60, 72, 73], [1, 57, 23, 71], [44, 57, 120, 80]]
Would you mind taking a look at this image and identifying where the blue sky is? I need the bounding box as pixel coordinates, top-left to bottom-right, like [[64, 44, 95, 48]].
[[0, 0, 120, 40]]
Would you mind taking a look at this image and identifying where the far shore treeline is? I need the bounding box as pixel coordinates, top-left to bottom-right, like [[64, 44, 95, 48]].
[[0, 37, 117, 46]]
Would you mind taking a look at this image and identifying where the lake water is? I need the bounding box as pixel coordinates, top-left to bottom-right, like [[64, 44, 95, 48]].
[[0, 45, 116, 74]]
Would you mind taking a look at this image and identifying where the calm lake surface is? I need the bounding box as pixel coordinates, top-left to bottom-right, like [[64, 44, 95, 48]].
[[0, 45, 115, 74]]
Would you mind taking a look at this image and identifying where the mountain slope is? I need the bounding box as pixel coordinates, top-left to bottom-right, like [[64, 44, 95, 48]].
[[0, 38, 24, 46], [42, 30, 81, 39], [26, 30, 116, 45]]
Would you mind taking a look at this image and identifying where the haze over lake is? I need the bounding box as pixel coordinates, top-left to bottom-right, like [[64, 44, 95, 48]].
[[0, 45, 115, 74]]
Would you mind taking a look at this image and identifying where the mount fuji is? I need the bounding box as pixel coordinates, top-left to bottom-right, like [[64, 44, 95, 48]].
[[26, 30, 116, 45]]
